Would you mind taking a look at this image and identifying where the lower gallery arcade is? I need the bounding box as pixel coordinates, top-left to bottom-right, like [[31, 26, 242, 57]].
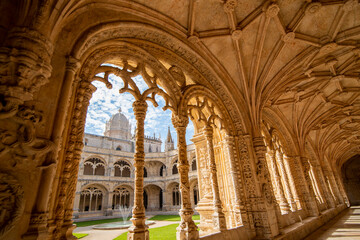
[[1, 1, 360, 240]]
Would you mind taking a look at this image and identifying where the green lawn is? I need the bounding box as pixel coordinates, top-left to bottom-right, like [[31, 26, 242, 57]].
[[113, 223, 179, 240], [148, 215, 200, 221], [75, 217, 131, 227], [73, 233, 89, 239], [113, 222, 200, 240]]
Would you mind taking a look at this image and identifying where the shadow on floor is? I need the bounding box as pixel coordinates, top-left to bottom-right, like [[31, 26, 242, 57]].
[[305, 206, 360, 239]]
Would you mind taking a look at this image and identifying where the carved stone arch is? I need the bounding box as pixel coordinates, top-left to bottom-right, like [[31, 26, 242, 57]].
[[166, 181, 180, 192], [80, 183, 109, 194], [263, 108, 299, 156], [77, 41, 182, 105], [180, 85, 237, 135], [113, 184, 134, 192], [144, 183, 164, 192], [113, 159, 132, 168], [84, 155, 106, 164], [69, 21, 246, 134]]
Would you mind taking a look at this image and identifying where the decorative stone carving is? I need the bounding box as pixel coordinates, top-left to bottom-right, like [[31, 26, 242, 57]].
[[0, 173, 24, 238], [0, 28, 52, 105], [305, 2, 322, 15], [223, 0, 237, 13]]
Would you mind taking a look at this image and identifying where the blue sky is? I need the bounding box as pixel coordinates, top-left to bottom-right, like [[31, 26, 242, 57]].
[[84, 74, 194, 150]]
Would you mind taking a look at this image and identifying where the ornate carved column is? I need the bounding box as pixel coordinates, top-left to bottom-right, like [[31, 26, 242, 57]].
[[223, 134, 243, 227], [267, 150, 290, 214], [252, 137, 279, 238], [172, 115, 199, 240], [298, 157, 320, 216], [128, 100, 149, 240], [0, 27, 55, 239], [55, 82, 96, 240], [282, 155, 301, 210], [203, 125, 227, 232], [276, 150, 296, 211]]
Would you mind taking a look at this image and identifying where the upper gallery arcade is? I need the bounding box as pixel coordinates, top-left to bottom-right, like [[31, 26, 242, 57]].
[[0, 0, 359, 240]]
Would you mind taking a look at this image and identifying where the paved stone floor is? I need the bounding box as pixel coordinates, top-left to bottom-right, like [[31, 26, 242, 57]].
[[305, 206, 360, 240]]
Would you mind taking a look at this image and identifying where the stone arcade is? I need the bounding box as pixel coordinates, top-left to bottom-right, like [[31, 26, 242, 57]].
[[0, 1, 359, 240], [74, 109, 200, 219]]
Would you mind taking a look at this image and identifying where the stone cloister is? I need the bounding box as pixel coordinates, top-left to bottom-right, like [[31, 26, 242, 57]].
[[0, 1, 360, 240]]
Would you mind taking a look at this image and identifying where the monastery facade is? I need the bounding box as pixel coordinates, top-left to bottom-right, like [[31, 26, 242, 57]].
[[73, 110, 199, 219]]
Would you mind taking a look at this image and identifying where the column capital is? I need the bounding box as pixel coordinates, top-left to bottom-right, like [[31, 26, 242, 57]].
[[172, 114, 189, 129], [66, 56, 81, 73], [203, 125, 213, 138], [132, 100, 148, 116]]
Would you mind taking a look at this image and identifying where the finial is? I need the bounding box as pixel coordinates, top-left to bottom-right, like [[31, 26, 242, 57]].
[[118, 107, 122, 113]]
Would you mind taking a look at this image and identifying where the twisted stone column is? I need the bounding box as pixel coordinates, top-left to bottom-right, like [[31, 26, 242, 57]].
[[276, 150, 296, 211], [172, 115, 199, 240], [128, 100, 149, 240], [267, 150, 290, 214], [203, 125, 227, 232]]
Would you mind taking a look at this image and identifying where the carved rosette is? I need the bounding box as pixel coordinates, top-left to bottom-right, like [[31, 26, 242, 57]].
[[0, 28, 52, 105], [0, 173, 24, 238]]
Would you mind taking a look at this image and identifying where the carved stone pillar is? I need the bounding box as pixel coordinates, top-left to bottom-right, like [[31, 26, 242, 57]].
[[172, 115, 199, 240], [223, 134, 243, 227], [283, 155, 301, 210], [267, 150, 290, 214], [203, 125, 227, 232], [252, 137, 279, 238], [276, 150, 296, 212], [128, 100, 149, 240], [298, 157, 320, 216], [55, 82, 96, 240]]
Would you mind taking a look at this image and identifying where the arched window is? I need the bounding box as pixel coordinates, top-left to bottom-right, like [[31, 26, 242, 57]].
[[144, 167, 148, 178], [160, 164, 166, 176], [112, 187, 130, 209], [83, 158, 106, 176], [79, 186, 103, 212], [114, 160, 131, 177], [116, 145, 122, 151], [193, 184, 199, 205], [149, 145, 152, 152], [172, 160, 178, 175], [84, 138, 88, 146], [172, 184, 180, 206], [191, 158, 197, 171]]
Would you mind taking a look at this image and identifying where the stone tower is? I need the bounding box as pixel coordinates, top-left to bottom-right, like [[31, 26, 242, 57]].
[[165, 126, 174, 152]]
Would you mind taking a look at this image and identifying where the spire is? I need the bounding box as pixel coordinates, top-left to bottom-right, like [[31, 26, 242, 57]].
[[166, 126, 173, 143]]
